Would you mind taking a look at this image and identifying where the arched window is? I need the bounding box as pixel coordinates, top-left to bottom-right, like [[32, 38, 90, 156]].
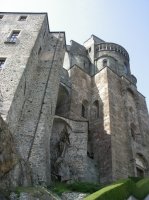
[[103, 59, 108, 67], [55, 84, 70, 117], [136, 154, 147, 177], [81, 100, 88, 118]]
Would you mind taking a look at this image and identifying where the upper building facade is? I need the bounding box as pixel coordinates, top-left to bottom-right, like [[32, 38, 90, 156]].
[[0, 12, 149, 188]]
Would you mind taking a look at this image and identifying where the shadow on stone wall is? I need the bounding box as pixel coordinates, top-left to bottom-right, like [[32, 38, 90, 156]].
[[53, 65, 112, 184], [87, 76, 112, 184]]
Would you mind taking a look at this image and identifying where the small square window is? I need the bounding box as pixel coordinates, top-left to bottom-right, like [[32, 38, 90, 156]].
[[19, 16, 27, 21], [0, 58, 6, 70], [0, 15, 4, 19]]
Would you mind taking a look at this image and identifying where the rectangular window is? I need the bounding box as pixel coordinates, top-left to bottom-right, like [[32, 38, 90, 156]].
[[0, 15, 4, 19], [5, 30, 20, 43], [19, 16, 27, 21], [10, 31, 20, 42], [0, 58, 6, 70]]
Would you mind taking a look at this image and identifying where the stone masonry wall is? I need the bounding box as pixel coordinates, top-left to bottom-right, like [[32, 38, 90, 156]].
[[68, 65, 92, 120], [107, 68, 149, 180], [92, 67, 112, 183], [7, 14, 50, 134], [106, 68, 133, 180], [1, 15, 149, 187], [0, 13, 46, 124], [51, 116, 88, 182], [13, 32, 66, 185], [28, 32, 66, 184], [0, 13, 66, 185]]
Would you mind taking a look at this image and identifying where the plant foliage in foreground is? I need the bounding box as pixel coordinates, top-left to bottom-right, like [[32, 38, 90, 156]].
[[84, 178, 149, 200], [84, 179, 135, 200], [135, 178, 149, 199]]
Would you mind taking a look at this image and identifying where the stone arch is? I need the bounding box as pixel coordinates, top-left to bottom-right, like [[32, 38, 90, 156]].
[[91, 100, 99, 120], [55, 83, 70, 117], [81, 100, 89, 118], [135, 153, 148, 177], [50, 117, 71, 182]]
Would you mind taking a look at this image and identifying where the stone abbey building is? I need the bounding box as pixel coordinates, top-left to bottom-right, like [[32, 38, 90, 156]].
[[0, 12, 149, 188]]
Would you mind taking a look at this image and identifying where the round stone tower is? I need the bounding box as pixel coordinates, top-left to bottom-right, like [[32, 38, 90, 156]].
[[94, 42, 137, 85]]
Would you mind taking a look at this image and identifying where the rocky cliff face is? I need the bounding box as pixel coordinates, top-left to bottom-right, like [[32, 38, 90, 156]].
[[0, 116, 18, 177], [0, 116, 32, 190]]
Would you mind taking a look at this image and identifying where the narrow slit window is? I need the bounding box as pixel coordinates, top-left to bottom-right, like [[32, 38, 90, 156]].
[[103, 59, 108, 67], [82, 104, 85, 117], [38, 47, 42, 55]]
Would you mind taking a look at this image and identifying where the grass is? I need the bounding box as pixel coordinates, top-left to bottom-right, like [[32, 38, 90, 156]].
[[1, 177, 149, 200], [84, 179, 135, 200], [128, 176, 142, 183], [13, 186, 46, 198], [49, 181, 102, 196], [49, 182, 70, 196]]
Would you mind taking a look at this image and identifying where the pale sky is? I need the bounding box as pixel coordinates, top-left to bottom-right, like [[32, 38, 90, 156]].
[[1, 0, 149, 110]]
